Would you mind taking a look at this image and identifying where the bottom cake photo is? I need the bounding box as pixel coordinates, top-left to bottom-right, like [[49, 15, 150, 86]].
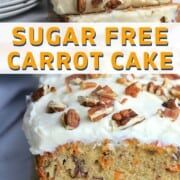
[[23, 74, 180, 179]]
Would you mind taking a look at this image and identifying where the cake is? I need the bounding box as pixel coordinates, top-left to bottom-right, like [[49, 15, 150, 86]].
[[50, 0, 180, 22], [23, 74, 180, 179]]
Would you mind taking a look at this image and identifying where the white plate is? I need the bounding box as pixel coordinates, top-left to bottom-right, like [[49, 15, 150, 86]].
[[0, 0, 29, 8], [0, 0, 38, 13], [0, 2, 39, 20]]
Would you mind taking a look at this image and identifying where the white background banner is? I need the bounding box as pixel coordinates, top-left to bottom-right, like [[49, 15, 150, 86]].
[[0, 23, 179, 74]]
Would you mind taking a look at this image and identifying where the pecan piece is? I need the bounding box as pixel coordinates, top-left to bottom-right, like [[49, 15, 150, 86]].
[[47, 100, 66, 113], [77, 0, 86, 13], [78, 96, 100, 107], [69, 156, 88, 178], [112, 109, 138, 126], [88, 104, 114, 122], [61, 109, 80, 130], [80, 81, 97, 90], [91, 0, 103, 8], [91, 85, 117, 99], [162, 99, 178, 110], [31, 85, 56, 102], [161, 74, 180, 80], [170, 86, 180, 99], [160, 108, 179, 121], [105, 0, 122, 10], [146, 82, 164, 96], [125, 83, 141, 98]]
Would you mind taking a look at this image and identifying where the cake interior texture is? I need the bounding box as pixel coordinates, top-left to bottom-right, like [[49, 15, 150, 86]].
[[36, 140, 180, 180]]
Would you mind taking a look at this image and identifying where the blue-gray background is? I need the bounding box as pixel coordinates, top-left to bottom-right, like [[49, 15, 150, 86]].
[[0, 76, 38, 180]]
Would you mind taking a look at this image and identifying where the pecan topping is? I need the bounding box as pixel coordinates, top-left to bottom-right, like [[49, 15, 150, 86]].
[[162, 99, 178, 110], [161, 74, 180, 80], [170, 86, 180, 99], [105, 0, 122, 10], [80, 81, 97, 90], [91, 85, 117, 99], [160, 108, 179, 121], [78, 96, 100, 107], [31, 85, 56, 102], [125, 83, 141, 98], [146, 82, 164, 96], [112, 109, 138, 126], [88, 104, 114, 122], [77, 0, 86, 13], [91, 0, 103, 8], [116, 77, 127, 85], [61, 109, 80, 130], [47, 100, 66, 113], [166, 164, 180, 173]]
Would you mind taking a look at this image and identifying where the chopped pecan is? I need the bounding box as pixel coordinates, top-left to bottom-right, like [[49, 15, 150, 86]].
[[78, 96, 100, 107], [160, 108, 179, 121], [125, 83, 141, 98], [77, 0, 86, 13], [91, 85, 117, 99], [146, 82, 164, 96], [112, 109, 138, 126], [80, 81, 97, 90], [105, 0, 122, 10], [47, 100, 66, 113], [161, 74, 180, 80], [170, 86, 180, 99], [31, 85, 56, 102], [166, 164, 180, 173], [69, 156, 88, 178], [61, 109, 80, 130], [116, 77, 127, 85], [65, 74, 87, 92], [162, 99, 178, 110], [88, 104, 114, 122], [91, 0, 103, 8]]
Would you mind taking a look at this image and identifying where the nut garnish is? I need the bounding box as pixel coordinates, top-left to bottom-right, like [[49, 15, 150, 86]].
[[47, 100, 66, 113], [145, 82, 164, 96], [91, 0, 103, 8], [125, 83, 141, 98], [78, 96, 100, 107], [80, 81, 97, 90], [61, 109, 80, 130], [161, 74, 180, 80], [88, 104, 114, 122], [31, 85, 56, 102], [112, 109, 138, 126], [162, 99, 178, 110], [159, 108, 179, 121], [77, 0, 86, 13], [116, 77, 127, 85], [91, 85, 117, 99], [159, 99, 179, 121], [170, 86, 180, 99], [105, 0, 122, 10]]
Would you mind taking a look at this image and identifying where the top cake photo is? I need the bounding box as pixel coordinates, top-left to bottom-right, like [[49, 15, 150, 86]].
[[50, 0, 180, 22]]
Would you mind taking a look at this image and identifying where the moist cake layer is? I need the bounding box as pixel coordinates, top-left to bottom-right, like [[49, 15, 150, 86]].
[[63, 4, 179, 22], [51, 0, 171, 15], [23, 74, 180, 155], [36, 140, 180, 180]]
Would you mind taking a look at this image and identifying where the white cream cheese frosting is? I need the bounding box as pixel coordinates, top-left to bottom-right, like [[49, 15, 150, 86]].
[[66, 4, 179, 22], [51, 0, 171, 15], [23, 74, 180, 155]]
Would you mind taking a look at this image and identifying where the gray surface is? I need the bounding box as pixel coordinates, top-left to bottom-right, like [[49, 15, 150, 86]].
[[0, 76, 39, 180], [1, 0, 48, 22]]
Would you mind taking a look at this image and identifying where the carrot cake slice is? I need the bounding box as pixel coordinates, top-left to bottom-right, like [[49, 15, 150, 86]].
[[51, 0, 172, 15], [23, 74, 180, 179]]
